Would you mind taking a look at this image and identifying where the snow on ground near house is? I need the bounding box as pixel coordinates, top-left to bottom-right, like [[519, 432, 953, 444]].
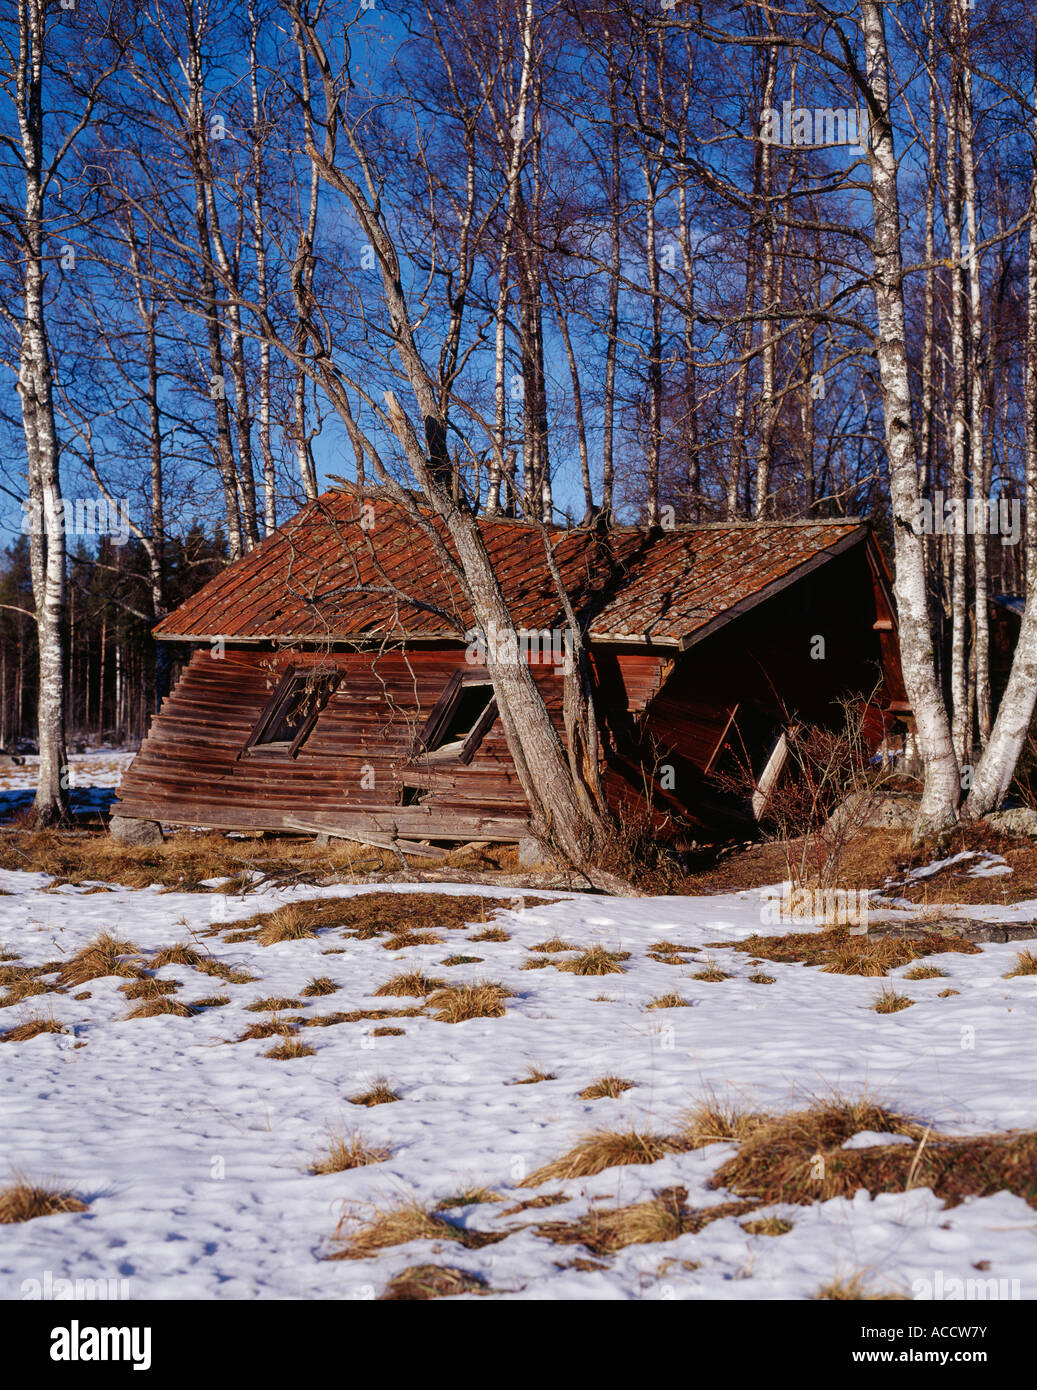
[[2, 866, 1037, 1301], [0, 751, 134, 819]]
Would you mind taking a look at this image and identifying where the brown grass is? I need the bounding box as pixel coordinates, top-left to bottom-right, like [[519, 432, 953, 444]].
[[521, 956, 550, 970], [519, 1129, 689, 1186], [712, 926, 980, 977], [743, 1216, 794, 1236], [872, 987, 914, 1013], [1005, 950, 1037, 978], [441, 955, 483, 966], [330, 1199, 505, 1260], [535, 1187, 757, 1255], [0, 1179, 88, 1223], [512, 1066, 556, 1085], [555, 946, 630, 976], [580, 1076, 635, 1100], [151, 942, 204, 968], [57, 933, 142, 986], [308, 1129, 391, 1174], [814, 1274, 908, 1301], [681, 1102, 768, 1149], [239, 1017, 299, 1040], [426, 981, 513, 1023], [192, 995, 231, 1008], [119, 978, 180, 1000], [749, 972, 776, 984], [530, 938, 578, 953], [255, 904, 319, 945], [435, 1187, 502, 1211], [1, 1013, 67, 1043], [646, 993, 691, 1010], [265, 1038, 316, 1059], [301, 976, 339, 997], [382, 930, 445, 950], [348, 1080, 400, 1107], [471, 927, 510, 943], [374, 971, 447, 998], [903, 965, 948, 980], [705, 1098, 1037, 1210], [693, 965, 732, 982], [245, 996, 300, 1012], [372, 1026, 405, 1036], [124, 997, 198, 1020], [938, 988, 961, 997], [379, 1264, 489, 1300]]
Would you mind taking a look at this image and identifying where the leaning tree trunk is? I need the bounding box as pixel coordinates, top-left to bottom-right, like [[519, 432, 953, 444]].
[[861, 0, 960, 837]]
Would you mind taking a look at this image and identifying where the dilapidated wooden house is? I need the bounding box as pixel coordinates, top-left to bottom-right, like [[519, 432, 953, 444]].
[[114, 489, 908, 850]]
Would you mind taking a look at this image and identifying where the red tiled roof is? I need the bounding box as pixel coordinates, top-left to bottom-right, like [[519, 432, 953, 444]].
[[154, 490, 867, 648]]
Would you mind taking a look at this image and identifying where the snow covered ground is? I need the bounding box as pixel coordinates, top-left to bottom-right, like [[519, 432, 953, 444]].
[[0, 751, 135, 819], [2, 859, 1037, 1301]]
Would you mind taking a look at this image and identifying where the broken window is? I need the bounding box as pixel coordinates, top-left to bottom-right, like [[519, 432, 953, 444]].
[[415, 674, 497, 764], [245, 669, 340, 757]]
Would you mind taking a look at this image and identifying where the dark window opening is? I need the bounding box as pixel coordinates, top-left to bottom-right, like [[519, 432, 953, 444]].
[[415, 675, 497, 765], [399, 784, 425, 806], [245, 669, 339, 757]]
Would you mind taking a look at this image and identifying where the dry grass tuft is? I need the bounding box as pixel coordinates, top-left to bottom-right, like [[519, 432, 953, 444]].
[[192, 994, 231, 1008], [379, 1264, 489, 1300], [814, 1274, 908, 1301], [693, 964, 732, 982], [265, 1037, 315, 1060], [383, 930, 445, 950], [347, 1080, 400, 1107], [471, 927, 510, 943], [903, 964, 948, 980], [119, 978, 180, 1001], [711, 926, 980, 977], [124, 997, 198, 1020], [872, 987, 914, 1013], [239, 1016, 299, 1040], [151, 942, 204, 968], [512, 1066, 556, 1085], [426, 981, 513, 1023], [1, 1013, 67, 1043], [1005, 949, 1037, 978], [530, 938, 578, 953], [938, 988, 961, 997], [245, 996, 300, 1013], [375, 971, 447, 998], [701, 1097, 1037, 1211], [330, 1198, 504, 1260], [255, 904, 319, 946], [435, 1187, 502, 1211], [646, 993, 690, 1010], [536, 1187, 757, 1255], [580, 1075, 635, 1100], [309, 1129, 391, 1174], [301, 976, 338, 997], [520, 1129, 689, 1186], [521, 956, 550, 970], [0, 1178, 88, 1223], [555, 946, 630, 976], [57, 933, 142, 987], [749, 972, 776, 984], [742, 1215, 794, 1236], [441, 954, 483, 967], [681, 1102, 768, 1149]]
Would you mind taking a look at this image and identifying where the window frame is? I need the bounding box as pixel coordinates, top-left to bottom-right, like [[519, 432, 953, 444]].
[[411, 669, 498, 766], [242, 666, 341, 759]]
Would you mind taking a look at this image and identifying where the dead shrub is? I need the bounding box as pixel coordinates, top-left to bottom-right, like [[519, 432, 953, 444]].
[[427, 982, 513, 1023], [520, 1129, 689, 1186], [555, 947, 629, 976], [712, 927, 979, 977], [580, 1076, 634, 1100], [330, 1199, 504, 1260], [348, 1080, 400, 1107], [374, 971, 446, 998], [309, 1130, 391, 1174], [0, 1179, 88, 1223], [379, 1264, 489, 1300], [57, 933, 142, 987], [124, 997, 198, 1020]]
